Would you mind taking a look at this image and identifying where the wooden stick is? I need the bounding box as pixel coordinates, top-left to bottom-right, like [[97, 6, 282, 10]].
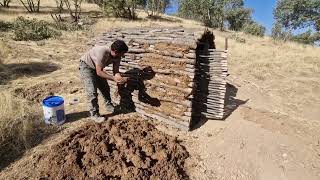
[[135, 108, 190, 131]]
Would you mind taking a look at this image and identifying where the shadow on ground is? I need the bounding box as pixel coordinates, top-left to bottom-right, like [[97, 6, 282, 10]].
[[66, 111, 90, 123], [190, 83, 248, 131], [0, 62, 60, 85], [65, 111, 116, 123]]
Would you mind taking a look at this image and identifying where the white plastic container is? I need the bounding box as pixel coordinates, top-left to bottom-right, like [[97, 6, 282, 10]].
[[42, 96, 66, 125]]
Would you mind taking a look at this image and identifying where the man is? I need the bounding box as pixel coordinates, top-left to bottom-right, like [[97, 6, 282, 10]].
[[79, 40, 128, 122]]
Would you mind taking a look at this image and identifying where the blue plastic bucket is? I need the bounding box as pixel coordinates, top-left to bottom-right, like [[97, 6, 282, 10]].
[[42, 96, 66, 125]]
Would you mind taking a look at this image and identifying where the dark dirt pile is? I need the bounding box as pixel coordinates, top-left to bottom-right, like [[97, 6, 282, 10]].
[[37, 118, 189, 179]]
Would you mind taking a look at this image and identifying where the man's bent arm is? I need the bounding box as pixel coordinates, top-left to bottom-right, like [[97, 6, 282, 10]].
[[96, 64, 114, 81], [113, 60, 120, 75]]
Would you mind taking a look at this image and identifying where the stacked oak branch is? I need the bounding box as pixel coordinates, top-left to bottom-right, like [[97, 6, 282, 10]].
[[89, 28, 227, 130], [90, 28, 202, 130], [192, 49, 228, 120]]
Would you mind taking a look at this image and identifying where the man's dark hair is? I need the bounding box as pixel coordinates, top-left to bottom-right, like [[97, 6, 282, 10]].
[[111, 40, 128, 53]]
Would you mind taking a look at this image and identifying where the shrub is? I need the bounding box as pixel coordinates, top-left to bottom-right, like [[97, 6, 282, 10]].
[[242, 22, 266, 37], [19, 0, 40, 12], [291, 30, 320, 45], [13, 17, 61, 41], [53, 22, 84, 31], [96, 0, 144, 19], [0, 20, 13, 32]]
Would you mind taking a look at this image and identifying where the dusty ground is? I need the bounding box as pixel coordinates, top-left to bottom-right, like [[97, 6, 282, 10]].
[[1, 1, 320, 180]]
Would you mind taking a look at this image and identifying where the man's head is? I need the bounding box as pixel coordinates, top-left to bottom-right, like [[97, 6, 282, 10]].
[[110, 40, 128, 58]]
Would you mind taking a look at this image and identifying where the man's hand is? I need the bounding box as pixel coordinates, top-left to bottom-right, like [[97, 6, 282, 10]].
[[114, 73, 128, 84]]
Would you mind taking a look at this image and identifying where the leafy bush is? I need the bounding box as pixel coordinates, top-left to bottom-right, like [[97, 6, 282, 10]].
[[0, 20, 13, 32], [291, 30, 320, 45], [13, 17, 61, 41], [53, 22, 84, 31], [242, 22, 266, 37]]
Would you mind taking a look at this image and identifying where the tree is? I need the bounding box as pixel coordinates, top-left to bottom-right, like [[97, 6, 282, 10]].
[[271, 22, 292, 40], [179, 0, 224, 28], [145, 0, 170, 17], [95, 0, 145, 19], [178, 0, 252, 30], [242, 21, 266, 37], [274, 0, 320, 31], [273, 0, 320, 44], [19, 0, 41, 12], [64, 0, 83, 22], [55, 0, 64, 13], [225, 8, 252, 30], [291, 30, 320, 44], [0, 0, 11, 7]]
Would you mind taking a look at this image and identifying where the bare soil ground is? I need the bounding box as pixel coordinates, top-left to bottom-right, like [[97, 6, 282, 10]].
[[1, 1, 320, 180], [1, 117, 188, 179]]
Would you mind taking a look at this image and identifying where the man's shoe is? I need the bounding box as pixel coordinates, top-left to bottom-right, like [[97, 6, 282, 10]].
[[113, 105, 135, 115], [105, 102, 115, 113], [91, 115, 105, 123]]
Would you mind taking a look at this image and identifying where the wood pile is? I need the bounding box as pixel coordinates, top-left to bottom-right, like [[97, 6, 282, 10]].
[[89, 28, 228, 130]]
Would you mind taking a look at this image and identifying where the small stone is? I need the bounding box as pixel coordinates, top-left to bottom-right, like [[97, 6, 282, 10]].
[[207, 133, 212, 137], [70, 89, 79, 94], [36, 41, 45, 46], [68, 81, 73, 84], [282, 153, 288, 158], [69, 98, 79, 105], [240, 141, 245, 149]]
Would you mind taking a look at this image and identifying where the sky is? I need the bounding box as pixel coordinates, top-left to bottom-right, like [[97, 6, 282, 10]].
[[244, 0, 277, 34], [165, 0, 277, 34]]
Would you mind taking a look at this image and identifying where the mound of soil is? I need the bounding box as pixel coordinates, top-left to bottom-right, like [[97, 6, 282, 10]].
[[37, 118, 189, 179]]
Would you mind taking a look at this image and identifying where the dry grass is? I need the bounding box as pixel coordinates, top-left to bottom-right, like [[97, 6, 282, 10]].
[[0, 91, 59, 170], [93, 10, 203, 34], [0, 0, 99, 22], [0, 40, 11, 64], [208, 31, 320, 124]]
